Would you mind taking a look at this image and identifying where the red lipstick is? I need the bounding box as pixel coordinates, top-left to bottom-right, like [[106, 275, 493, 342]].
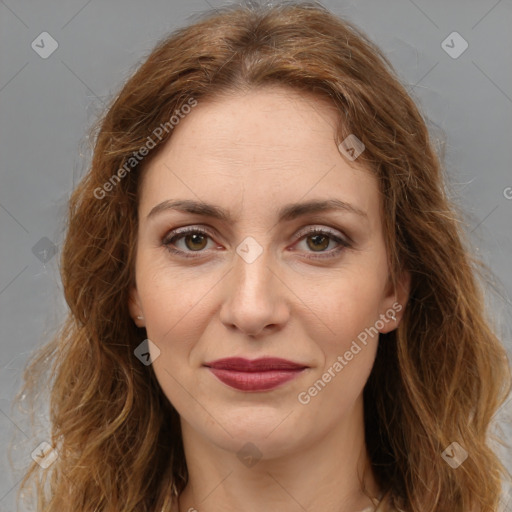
[[204, 357, 307, 391]]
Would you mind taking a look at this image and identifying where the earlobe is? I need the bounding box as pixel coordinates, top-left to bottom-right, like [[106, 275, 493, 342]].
[[379, 270, 411, 333], [128, 286, 145, 327]]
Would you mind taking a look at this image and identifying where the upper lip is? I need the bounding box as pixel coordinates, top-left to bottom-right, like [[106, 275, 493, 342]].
[[204, 357, 308, 371]]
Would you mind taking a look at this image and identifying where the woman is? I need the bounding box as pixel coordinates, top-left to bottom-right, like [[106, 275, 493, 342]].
[[13, 2, 511, 511]]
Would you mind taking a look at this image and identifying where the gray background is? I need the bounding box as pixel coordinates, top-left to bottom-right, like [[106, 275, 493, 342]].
[[1, 0, 511, 510]]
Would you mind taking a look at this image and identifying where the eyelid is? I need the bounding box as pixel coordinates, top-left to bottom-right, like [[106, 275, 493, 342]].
[[164, 224, 216, 239], [294, 225, 350, 244], [163, 223, 350, 242], [162, 223, 352, 259]]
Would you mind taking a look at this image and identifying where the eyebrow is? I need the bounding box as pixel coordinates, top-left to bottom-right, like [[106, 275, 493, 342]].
[[146, 198, 368, 223]]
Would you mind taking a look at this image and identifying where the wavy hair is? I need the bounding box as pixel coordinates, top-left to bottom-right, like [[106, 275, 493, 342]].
[[12, 1, 511, 511]]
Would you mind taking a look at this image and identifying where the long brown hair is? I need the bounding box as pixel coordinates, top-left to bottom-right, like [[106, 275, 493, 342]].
[[11, 2, 511, 511]]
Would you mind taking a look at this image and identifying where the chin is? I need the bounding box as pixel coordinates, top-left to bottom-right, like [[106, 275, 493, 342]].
[[203, 410, 313, 458]]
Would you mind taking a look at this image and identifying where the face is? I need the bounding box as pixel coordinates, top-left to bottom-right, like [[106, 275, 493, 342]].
[[129, 86, 409, 459]]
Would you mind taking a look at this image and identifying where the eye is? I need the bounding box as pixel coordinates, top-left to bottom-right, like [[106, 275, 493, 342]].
[[162, 227, 218, 259], [293, 226, 351, 259], [162, 225, 351, 260]]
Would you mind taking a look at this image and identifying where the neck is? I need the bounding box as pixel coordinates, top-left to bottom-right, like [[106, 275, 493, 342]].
[[177, 397, 380, 512]]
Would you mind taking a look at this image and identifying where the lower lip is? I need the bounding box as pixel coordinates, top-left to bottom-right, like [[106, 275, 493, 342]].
[[207, 368, 305, 391]]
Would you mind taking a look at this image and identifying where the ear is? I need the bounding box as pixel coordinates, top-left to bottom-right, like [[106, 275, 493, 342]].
[[378, 270, 411, 334], [128, 285, 146, 328]]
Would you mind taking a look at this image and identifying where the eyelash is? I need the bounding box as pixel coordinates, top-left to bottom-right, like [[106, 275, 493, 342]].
[[162, 226, 351, 260]]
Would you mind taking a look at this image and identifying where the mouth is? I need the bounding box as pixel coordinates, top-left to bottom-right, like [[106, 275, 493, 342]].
[[203, 357, 308, 392]]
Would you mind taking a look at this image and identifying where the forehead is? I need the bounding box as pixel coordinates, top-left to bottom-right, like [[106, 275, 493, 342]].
[[138, 86, 379, 225]]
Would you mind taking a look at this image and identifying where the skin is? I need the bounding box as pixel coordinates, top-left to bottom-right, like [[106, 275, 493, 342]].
[[129, 86, 410, 512]]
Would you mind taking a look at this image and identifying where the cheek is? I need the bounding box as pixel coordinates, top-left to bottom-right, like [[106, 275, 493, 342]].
[[136, 267, 208, 405], [135, 256, 219, 359], [301, 274, 383, 411], [304, 266, 386, 351], [137, 248, 193, 315]]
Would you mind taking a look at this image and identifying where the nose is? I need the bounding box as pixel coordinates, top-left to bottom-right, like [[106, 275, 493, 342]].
[[219, 241, 290, 338]]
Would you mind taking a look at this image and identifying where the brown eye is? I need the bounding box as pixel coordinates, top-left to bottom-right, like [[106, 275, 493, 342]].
[[294, 227, 351, 260], [183, 233, 208, 251], [162, 227, 216, 258], [306, 234, 330, 252]]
